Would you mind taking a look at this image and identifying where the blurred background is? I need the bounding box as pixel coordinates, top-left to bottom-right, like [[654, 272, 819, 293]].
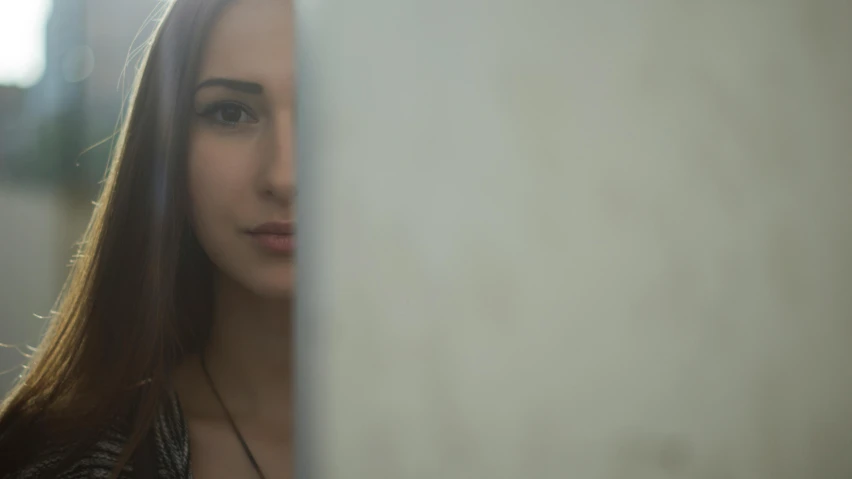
[[0, 0, 160, 396]]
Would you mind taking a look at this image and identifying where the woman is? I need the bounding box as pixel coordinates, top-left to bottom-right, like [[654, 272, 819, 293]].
[[0, 0, 294, 477]]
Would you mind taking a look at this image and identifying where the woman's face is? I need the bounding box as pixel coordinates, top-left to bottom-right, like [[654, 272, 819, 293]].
[[189, 0, 295, 299]]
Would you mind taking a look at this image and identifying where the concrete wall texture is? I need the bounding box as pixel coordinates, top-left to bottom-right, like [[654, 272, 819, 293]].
[[301, 1, 852, 478]]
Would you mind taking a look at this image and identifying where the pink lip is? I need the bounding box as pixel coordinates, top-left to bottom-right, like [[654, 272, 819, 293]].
[[248, 221, 295, 254], [250, 221, 294, 235]]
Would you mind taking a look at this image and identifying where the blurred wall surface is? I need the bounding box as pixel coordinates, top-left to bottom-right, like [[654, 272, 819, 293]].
[[301, 1, 852, 478], [0, 0, 158, 396]]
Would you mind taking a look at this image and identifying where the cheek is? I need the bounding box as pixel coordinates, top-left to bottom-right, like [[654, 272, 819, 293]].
[[187, 130, 295, 298], [188, 132, 255, 250], [189, 133, 253, 220]]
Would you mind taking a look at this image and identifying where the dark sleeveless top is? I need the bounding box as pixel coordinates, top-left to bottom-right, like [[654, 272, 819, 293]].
[[7, 391, 192, 479]]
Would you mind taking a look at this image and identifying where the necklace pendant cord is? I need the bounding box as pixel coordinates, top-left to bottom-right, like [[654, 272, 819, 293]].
[[200, 354, 268, 479]]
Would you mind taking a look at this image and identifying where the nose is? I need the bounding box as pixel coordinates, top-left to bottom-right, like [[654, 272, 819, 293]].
[[260, 110, 295, 203]]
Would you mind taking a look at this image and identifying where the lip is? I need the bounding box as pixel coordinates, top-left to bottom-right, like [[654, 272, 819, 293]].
[[247, 221, 295, 254], [249, 221, 295, 235]]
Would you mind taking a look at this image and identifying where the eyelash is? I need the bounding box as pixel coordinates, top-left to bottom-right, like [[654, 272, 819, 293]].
[[197, 100, 258, 128]]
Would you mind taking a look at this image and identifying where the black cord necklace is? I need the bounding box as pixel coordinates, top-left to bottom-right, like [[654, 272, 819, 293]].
[[200, 354, 267, 479]]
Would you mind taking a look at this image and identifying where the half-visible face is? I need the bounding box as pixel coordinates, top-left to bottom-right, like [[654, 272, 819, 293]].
[[189, 0, 294, 299]]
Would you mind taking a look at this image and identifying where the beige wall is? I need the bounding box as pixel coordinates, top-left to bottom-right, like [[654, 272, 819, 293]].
[[302, 1, 852, 478]]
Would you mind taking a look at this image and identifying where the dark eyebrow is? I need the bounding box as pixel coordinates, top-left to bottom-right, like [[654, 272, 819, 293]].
[[194, 77, 263, 95]]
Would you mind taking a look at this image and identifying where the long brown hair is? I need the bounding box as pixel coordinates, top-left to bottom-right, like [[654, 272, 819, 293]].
[[0, 0, 235, 476]]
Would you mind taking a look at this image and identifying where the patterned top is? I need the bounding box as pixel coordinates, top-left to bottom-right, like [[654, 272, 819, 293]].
[[8, 391, 192, 479]]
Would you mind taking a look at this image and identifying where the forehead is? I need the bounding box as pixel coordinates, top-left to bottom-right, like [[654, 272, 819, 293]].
[[198, 0, 293, 89]]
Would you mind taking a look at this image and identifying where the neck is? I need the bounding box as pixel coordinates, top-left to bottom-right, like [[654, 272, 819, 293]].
[[202, 273, 292, 423]]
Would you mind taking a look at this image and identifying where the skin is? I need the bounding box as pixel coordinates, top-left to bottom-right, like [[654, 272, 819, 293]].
[[172, 0, 294, 477]]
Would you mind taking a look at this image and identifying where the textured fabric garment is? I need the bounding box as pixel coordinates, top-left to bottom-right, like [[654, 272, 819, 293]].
[[7, 391, 192, 479]]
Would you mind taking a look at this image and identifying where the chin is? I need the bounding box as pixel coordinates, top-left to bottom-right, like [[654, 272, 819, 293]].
[[216, 255, 295, 300], [242, 282, 293, 301], [260, 283, 294, 300], [249, 269, 295, 300]]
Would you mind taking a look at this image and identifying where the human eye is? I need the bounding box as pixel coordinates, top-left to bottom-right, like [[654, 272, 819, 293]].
[[197, 100, 258, 128]]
